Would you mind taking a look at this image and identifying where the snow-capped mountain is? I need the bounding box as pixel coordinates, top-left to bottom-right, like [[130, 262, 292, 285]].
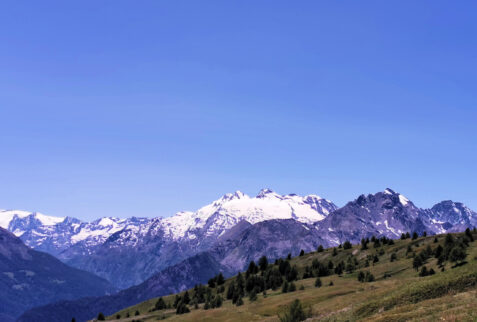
[[59, 189, 337, 288], [2, 188, 476, 291], [0, 210, 148, 256], [158, 189, 336, 241]]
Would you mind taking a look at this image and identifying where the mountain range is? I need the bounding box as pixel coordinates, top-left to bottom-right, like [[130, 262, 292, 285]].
[[6, 188, 477, 322]]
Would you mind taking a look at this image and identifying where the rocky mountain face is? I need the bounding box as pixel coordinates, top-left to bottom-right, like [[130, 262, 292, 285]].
[[0, 228, 116, 322], [429, 200, 477, 232], [316, 188, 438, 244]]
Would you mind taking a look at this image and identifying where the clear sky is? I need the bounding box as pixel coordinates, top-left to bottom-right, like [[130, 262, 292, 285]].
[[0, 1, 476, 221]]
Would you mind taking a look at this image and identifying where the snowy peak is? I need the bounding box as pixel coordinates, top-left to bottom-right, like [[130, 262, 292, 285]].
[[0, 210, 65, 236], [157, 189, 337, 240], [214, 191, 249, 205], [256, 188, 279, 199]]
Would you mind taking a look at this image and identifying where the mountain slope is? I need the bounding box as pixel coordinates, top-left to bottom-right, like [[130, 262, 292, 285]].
[[28, 229, 477, 322], [15, 219, 330, 322], [0, 228, 116, 322]]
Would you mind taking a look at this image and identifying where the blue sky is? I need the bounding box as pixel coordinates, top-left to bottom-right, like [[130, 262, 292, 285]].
[[0, 1, 476, 221]]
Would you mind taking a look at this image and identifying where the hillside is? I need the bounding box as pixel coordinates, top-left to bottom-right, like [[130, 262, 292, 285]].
[[0, 228, 116, 322], [104, 229, 477, 322]]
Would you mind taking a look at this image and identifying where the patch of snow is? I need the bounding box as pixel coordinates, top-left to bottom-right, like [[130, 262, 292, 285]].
[[399, 194, 409, 206]]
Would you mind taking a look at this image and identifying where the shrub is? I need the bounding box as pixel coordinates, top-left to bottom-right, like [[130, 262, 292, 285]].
[[236, 297, 244, 306], [288, 282, 297, 292], [249, 289, 257, 301], [282, 280, 289, 293], [358, 271, 374, 282], [279, 299, 308, 322]]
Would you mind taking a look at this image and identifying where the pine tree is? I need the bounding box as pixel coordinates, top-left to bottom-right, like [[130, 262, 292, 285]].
[[361, 238, 368, 250], [155, 297, 166, 310], [135, 310, 140, 316], [299, 249, 305, 256], [413, 255, 423, 271], [176, 302, 190, 314], [343, 241, 352, 249], [332, 248, 338, 256], [419, 266, 428, 277], [390, 253, 397, 262], [208, 277, 216, 288], [97, 313, 105, 321], [449, 245, 466, 264], [226, 282, 235, 300], [373, 255, 379, 264], [216, 273, 225, 285], [317, 245, 324, 252], [183, 291, 191, 304], [246, 260, 258, 276], [258, 255, 268, 271], [71, 319, 76, 322], [314, 277, 322, 287]]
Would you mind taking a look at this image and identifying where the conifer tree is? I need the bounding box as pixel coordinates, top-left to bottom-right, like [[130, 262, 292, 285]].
[[317, 245, 324, 252], [314, 277, 322, 287], [343, 241, 352, 249], [258, 255, 268, 271], [155, 297, 166, 310]]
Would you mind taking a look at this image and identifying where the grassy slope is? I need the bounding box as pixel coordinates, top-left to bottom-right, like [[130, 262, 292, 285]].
[[105, 232, 477, 322]]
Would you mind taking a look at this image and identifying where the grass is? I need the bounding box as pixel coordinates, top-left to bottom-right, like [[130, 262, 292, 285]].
[[102, 231, 477, 322]]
